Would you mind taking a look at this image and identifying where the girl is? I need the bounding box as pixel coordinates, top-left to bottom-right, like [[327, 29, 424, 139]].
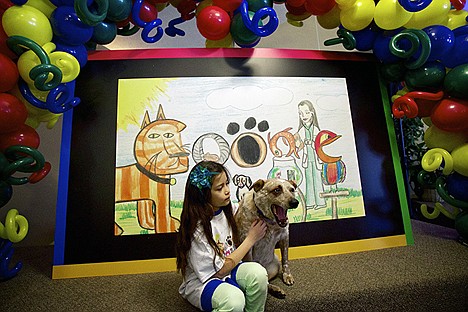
[[295, 99, 326, 210], [176, 161, 268, 312]]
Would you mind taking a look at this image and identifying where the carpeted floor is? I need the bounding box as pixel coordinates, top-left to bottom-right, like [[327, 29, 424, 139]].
[[1, 220, 467, 311]]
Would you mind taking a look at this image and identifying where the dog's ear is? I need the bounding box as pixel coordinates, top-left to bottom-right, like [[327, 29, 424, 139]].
[[288, 180, 297, 189], [252, 179, 265, 192]]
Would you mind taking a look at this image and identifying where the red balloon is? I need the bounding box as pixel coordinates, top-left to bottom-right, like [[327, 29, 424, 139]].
[[392, 90, 444, 118], [116, 17, 132, 28], [286, 0, 306, 7], [213, 0, 243, 12], [304, 0, 335, 15], [146, 0, 168, 3], [0, 22, 17, 60], [131, 0, 158, 23], [0, 53, 19, 93], [196, 6, 231, 41], [285, 2, 307, 15], [0, 0, 14, 10], [0, 124, 40, 152], [29, 161, 51, 184], [431, 98, 468, 132], [0, 93, 27, 134]]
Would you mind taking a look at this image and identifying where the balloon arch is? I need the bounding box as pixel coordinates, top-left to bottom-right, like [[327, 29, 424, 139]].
[[1, 0, 467, 280]]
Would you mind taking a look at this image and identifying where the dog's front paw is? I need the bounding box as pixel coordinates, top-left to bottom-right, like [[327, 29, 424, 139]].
[[282, 272, 294, 286], [268, 284, 286, 299]]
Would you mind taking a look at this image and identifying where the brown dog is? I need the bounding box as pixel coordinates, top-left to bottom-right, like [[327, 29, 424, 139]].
[[235, 178, 299, 298]]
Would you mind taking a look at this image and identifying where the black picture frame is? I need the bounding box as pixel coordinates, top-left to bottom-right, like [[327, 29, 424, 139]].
[[53, 48, 412, 278]]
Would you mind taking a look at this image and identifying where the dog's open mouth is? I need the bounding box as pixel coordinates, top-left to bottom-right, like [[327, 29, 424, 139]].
[[271, 204, 288, 227]]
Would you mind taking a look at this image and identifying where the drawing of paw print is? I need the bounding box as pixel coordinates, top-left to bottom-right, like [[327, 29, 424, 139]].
[[227, 117, 269, 168]]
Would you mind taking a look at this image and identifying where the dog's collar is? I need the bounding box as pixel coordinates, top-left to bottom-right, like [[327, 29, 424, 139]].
[[253, 193, 276, 225], [256, 208, 276, 225]]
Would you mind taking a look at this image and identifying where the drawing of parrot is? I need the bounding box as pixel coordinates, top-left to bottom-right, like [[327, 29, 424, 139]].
[[314, 130, 346, 191]]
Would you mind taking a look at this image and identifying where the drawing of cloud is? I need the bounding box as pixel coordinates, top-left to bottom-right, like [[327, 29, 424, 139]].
[[316, 95, 349, 111], [206, 86, 293, 110]]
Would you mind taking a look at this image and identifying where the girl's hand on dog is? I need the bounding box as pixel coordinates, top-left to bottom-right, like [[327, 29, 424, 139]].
[[247, 219, 267, 243]]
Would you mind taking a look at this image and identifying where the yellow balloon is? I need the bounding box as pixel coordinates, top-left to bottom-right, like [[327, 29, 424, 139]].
[[404, 0, 451, 29], [422, 148, 454, 175], [155, 2, 169, 12], [10, 86, 62, 129], [317, 5, 341, 30], [339, 0, 375, 31], [1, 5, 53, 47], [18, 42, 80, 85], [421, 116, 432, 127], [206, 34, 234, 48], [424, 125, 467, 152], [286, 12, 313, 27], [196, 0, 213, 16], [0, 209, 29, 243], [452, 144, 468, 177], [49, 51, 80, 83], [446, 9, 468, 30], [17, 42, 55, 85], [26, 0, 57, 18], [374, 0, 413, 30], [335, 0, 357, 9], [24, 100, 62, 129]]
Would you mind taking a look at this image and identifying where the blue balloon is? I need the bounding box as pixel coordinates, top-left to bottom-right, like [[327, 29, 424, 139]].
[[18, 80, 80, 113], [237, 0, 278, 37], [50, 6, 94, 46], [46, 81, 81, 114], [397, 0, 431, 12], [141, 20, 164, 44], [423, 25, 455, 62], [372, 32, 401, 63], [53, 38, 88, 68], [0, 239, 23, 281], [351, 26, 379, 51], [441, 26, 468, 68]]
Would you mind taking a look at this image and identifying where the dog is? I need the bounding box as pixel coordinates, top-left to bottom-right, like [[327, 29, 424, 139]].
[[235, 178, 299, 298]]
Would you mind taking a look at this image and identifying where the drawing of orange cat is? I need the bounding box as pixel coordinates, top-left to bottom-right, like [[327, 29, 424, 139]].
[[115, 104, 189, 234]]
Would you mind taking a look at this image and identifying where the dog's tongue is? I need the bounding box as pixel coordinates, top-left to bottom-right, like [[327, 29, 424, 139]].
[[272, 205, 288, 227]]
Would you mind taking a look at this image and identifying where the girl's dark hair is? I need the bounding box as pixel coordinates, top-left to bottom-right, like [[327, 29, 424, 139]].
[[175, 161, 239, 277], [298, 99, 320, 131]]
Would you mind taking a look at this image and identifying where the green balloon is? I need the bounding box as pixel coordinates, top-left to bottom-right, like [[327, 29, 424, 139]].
[[247, 0, 273, 12], [230, 12, 260, 46], [444, 63, 468, 100], [404, 61, 446, 91], [379, 62, 406, 82]]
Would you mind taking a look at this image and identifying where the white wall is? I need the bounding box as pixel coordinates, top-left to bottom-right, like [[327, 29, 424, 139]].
[[2, 5, 347, 247]]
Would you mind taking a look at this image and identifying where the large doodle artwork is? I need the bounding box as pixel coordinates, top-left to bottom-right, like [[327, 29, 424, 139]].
[[114, 76, 365, 235]]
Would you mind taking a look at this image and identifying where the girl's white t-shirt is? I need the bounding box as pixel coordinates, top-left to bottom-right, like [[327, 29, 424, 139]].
[[178, 209, 236, 310]]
